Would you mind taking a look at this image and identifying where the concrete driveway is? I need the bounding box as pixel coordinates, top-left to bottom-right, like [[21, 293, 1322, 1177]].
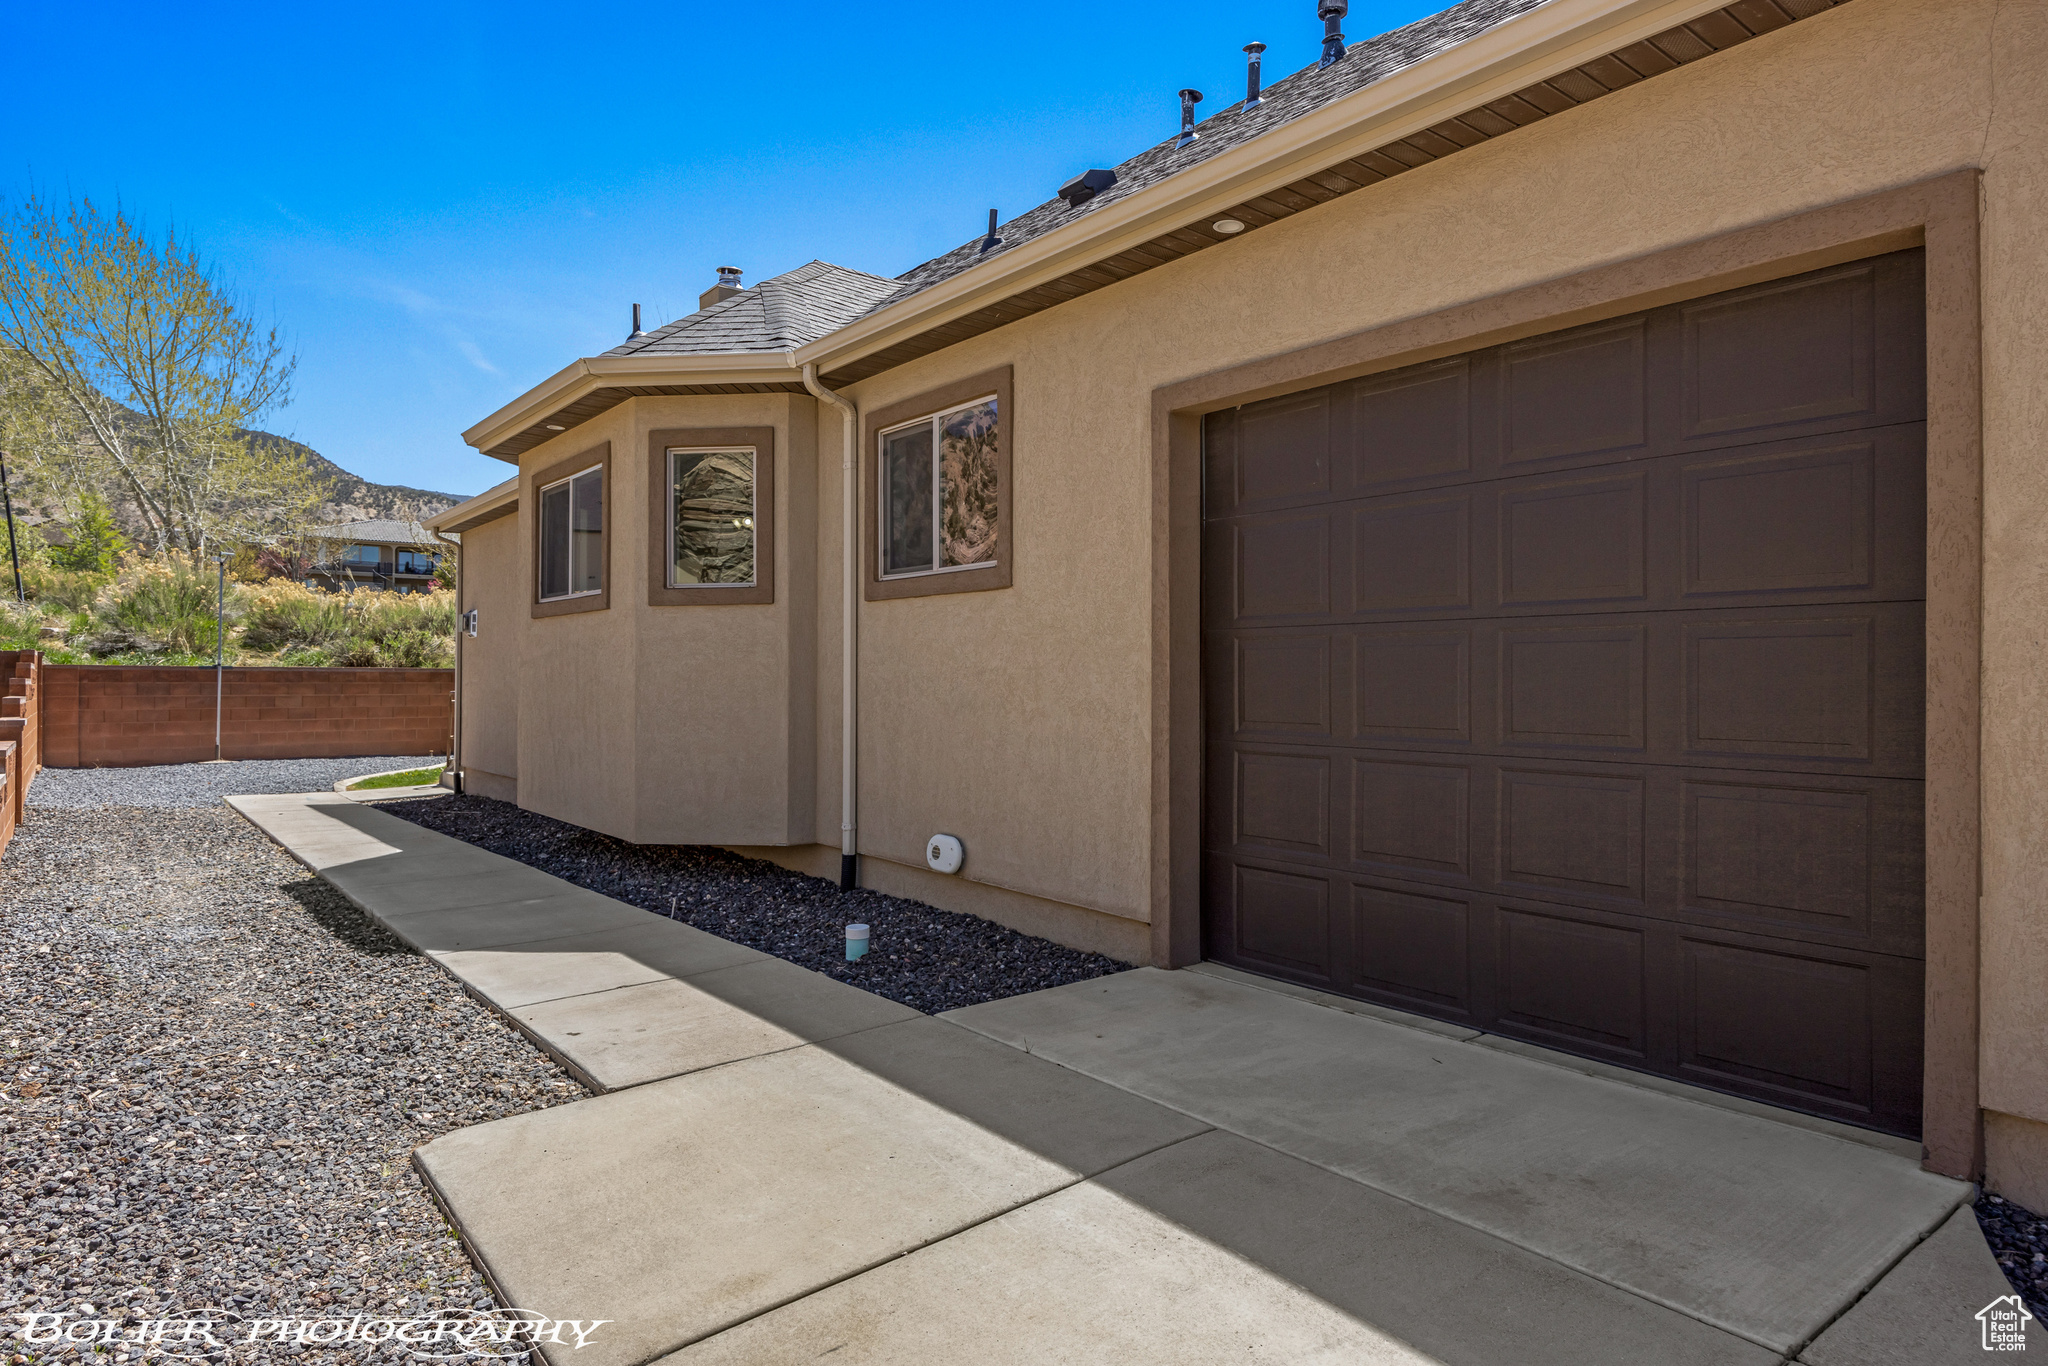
[[233, 793, 2031, 1365]]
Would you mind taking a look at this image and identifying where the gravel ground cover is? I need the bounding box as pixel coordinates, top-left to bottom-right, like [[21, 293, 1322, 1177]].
[[1977, 1192, 2048, 1318], [375, 794, 1130, 1014], [28, 759, 444, 811], [1, 796, 586, 1365]]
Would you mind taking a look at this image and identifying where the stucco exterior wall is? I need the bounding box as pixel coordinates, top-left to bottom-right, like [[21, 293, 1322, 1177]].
[[458, 513, 521, 796], [1973, 0, 2048, 1175], [468, 0, 2048, 1181], [510, 392, 818, 847]]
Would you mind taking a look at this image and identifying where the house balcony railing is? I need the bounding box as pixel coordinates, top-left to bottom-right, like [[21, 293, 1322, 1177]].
[[308, 558, 439, 589]]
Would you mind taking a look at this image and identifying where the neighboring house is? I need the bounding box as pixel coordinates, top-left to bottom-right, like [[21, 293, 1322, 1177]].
[[427, 0, 2048, 1215], [304, 520, 444, 593]]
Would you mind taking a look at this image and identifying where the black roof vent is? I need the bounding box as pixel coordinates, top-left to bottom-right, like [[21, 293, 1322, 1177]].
[[1176, 88, 1203, 149], [1058, 169, 1117, 208], [1317, 0, 1348, 69]]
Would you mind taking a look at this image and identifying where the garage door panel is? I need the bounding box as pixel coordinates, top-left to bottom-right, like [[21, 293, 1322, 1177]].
[[1348, 883, 1475, 1017], [1498, 625, 1648, 751], [1501, 317, 1650, 466], [1331, 607, 1923, 779], [1684, 615, 1873, 760], [1495, 905, 1652, 1059], [1680, 442, 1875, 596], [1230, 514, 1333, 620], [1233, 750, 1333, 856], [1678, 774, 1924, 956], [1352, 757, 1471, 876], [1337, 355, 1477, 493], [1226, 861, 1336, 983], [1350, 492, 1472, 611], [1679, 263, 1878, 440], [1677, 938, 1878, 1111], [1205, 249, 1927, 1138], [1498, 768, 1646, 902], [1235, 389, 1334, 507], [1225, 633, 1335, 738], [1498, 472, 1648, 605], [1352, 627, 1473, 742], [1342, 426, 1924, 622], [1201, 253, 1925, 523]]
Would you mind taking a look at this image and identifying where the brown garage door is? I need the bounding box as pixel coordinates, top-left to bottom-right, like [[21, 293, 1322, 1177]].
[[1202, 250, 1927, 1138]]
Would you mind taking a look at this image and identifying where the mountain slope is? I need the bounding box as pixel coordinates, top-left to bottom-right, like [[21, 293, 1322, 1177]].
[[243, 430, 463, 525]]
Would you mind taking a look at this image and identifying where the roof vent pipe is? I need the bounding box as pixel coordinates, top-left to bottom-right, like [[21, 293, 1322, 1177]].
[[699, 267, 744, 311], [977, 208, 1003, 255], [1176, 88, 1203, 148], [1317, 1, 1347, 69], [627, 303, 647, 340], [1244, 42, 1266, 107]]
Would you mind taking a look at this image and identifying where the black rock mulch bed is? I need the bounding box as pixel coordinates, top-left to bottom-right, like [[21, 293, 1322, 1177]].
[[372, 794, 1130, 1014], [1977, 1190, 2048, 1319]]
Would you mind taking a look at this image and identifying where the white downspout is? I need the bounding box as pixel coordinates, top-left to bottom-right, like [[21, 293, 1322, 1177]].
[[433, 528, 464, 793], [800, 362, 860, 889]]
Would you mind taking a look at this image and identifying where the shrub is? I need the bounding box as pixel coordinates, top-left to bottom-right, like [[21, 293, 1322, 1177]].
[[84, 559, 234, 657], [23, 563, 113, 615], [47, 494, 128, 575], [239, 579, 454, 667]]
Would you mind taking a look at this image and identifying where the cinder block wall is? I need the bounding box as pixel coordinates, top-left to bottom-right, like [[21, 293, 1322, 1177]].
[[41, 666, 452, 768], [0, 650, 47, 856]]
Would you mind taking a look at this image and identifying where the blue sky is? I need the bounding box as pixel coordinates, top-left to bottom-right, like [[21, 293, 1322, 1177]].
[[4, 0, 1438, 499]]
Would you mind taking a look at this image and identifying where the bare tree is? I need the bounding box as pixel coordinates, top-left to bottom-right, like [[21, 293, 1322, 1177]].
[[0, 193, 320, 560]]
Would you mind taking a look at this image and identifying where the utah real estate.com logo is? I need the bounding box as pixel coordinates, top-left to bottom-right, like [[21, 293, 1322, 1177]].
[[1979, 1294, 2033, 1352]]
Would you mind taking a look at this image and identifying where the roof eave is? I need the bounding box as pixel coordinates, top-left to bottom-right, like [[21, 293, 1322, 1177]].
[[462, 352, 801, 456], [465, 0, 1750, 454], [425, 477, 521, 533], [793, 0, 1743, 375]]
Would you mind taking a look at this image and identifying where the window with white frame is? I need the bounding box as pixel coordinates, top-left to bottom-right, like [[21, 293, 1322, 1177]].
[[879, 396, 999, 578], [667, 447, 757, 586], [538, 464, 604, 600]]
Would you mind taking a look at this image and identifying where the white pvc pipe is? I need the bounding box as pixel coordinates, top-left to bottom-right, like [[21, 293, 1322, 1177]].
[[800, 362, 859, 888]]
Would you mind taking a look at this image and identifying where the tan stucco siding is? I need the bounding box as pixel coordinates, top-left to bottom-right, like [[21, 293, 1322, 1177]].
[[511, 393, 820, 847], [458, 514, 521, 790], [1975, 0, 2048, 1141], [628, 393, 819, 846]]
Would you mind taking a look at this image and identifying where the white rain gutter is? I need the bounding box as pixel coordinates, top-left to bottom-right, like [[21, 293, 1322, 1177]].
[[799, 362, 861, 889], [432, 526, 464, 792]]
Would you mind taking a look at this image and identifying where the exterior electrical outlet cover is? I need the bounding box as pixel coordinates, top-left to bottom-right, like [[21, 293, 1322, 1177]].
[[926, 833, 964, 875]]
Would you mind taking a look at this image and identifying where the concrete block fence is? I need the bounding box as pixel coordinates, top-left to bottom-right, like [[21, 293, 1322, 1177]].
[[0, 650, 45, 855], [40, 664, 453, 769]]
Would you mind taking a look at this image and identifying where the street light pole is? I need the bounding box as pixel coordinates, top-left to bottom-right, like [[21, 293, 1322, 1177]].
[[214, 554, 229, 762], [0, 449, 23, 604]]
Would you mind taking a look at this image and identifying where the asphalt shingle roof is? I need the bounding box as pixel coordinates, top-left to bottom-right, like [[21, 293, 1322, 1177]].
[[310, 519, 437, 546], [881, 0, 1550, 306], [607, 0, 1550, 358], [607, 260, 901, 358]]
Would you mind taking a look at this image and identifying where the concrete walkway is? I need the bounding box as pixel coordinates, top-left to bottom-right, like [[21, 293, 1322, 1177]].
[[230, 792, 2032, 1366]]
